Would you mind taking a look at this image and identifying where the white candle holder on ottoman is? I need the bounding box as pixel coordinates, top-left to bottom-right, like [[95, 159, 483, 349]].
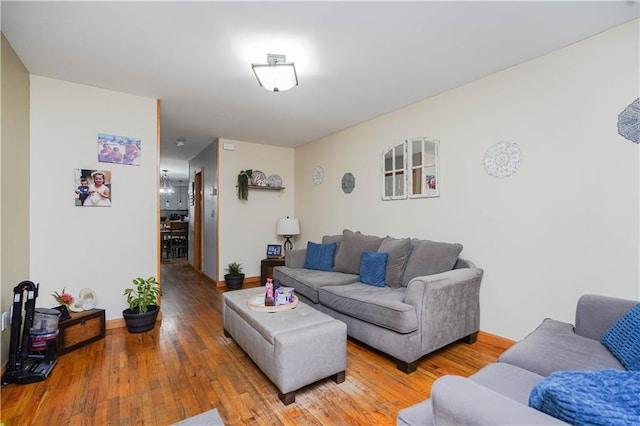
[[222, 287, 347, 405]]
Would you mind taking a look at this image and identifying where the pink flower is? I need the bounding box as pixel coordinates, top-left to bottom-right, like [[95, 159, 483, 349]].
[[52, 287, 75, 306]]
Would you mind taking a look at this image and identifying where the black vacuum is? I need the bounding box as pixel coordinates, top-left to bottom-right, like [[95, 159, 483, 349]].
[[2, 281, 58, 385]]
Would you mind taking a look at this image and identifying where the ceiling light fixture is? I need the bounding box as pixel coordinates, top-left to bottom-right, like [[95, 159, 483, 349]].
[[252, 53, 298, 92], [177, 138, 186, 147], [159, 170, 175, 194]]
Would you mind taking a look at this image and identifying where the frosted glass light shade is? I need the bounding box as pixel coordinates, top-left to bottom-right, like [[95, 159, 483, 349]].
[[252, 54, 298, 92]]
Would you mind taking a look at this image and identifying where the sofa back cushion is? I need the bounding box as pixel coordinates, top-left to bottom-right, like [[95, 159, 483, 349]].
[[334, 229, 384, 274], [377, 237, 412, 288], [401, 239, 463, 286], [322, 234, 342, 263]]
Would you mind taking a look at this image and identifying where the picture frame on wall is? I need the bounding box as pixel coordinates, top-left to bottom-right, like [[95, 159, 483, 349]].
[[74, 168, 112, 207], [98, 133, 141, 166]]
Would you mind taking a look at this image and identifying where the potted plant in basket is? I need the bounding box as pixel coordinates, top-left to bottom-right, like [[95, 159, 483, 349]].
[[224, 262, 245, 290], [122, 277, 162, 333], [237, 169, 253, 200]]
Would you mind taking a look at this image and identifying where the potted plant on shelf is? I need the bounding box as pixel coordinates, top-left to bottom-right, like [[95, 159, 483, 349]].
[[237, 169, 253, 200], [122, 276, 162, 333], [224, 262, 245, 290]]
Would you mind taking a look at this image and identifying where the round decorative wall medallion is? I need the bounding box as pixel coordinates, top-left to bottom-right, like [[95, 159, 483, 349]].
[[618, 98, 640, 144], [341, 172, 355, 194], [483, 141, 523, 178], [312, 166, 324, 185]]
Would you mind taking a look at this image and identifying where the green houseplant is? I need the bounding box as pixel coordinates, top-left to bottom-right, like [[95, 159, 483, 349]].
[[224, 262, 245, 290], [237, 169, 253, 200], [122, 276, 162, 333]]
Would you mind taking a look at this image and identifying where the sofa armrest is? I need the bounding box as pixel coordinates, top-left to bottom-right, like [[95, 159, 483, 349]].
[[404, 268, 483, 353], [284, 248, 307, 269], [574, 294, 638, 340], [431, 376, 566, 425]]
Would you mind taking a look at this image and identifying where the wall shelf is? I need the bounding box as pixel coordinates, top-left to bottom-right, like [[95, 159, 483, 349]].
[[248, 185, 285, 191]]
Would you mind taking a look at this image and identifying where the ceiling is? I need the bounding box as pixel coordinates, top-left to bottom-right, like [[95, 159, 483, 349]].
[[3, 1, 639, 181]]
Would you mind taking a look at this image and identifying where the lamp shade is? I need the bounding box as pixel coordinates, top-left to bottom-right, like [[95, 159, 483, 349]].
[[276, 217, 300, 236], [252, 54, 298, 92]]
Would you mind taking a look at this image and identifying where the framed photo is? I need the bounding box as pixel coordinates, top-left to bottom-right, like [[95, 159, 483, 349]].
[[266, 244, 282, 258], [74, 168, 112, 207], [98, 133, 141, 166]]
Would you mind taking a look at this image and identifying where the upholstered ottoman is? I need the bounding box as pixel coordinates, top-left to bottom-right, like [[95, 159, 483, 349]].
[[222, 287, 347, 404]]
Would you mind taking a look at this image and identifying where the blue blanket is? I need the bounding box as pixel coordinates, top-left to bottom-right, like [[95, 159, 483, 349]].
[[529, 369, 640, 425]]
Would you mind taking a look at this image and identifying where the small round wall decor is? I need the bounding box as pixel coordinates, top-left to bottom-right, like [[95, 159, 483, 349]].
[[483, 141, 522, 178], [618, 98, 640, 144], [341, 172, 355, 194]]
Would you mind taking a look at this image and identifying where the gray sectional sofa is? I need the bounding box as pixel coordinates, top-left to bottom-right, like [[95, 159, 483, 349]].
[[273, 229, 483, 373], [397, 294, 639, 425]]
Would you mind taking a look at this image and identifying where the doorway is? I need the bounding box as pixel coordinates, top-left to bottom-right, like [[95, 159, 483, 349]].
[[194, 171, 203, 272]]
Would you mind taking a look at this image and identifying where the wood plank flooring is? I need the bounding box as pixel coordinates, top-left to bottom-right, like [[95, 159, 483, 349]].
[[1, 260, 513, 425]]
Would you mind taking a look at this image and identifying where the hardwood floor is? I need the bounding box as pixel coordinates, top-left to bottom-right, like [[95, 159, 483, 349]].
[[1, 261, 513, 425]]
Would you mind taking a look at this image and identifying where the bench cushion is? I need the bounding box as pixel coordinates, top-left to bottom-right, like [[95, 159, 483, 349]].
[[319, 283, 417, 333], [222, 288, 335, 344]]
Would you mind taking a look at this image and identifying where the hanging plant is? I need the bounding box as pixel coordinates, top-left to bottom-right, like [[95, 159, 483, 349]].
[[237, 169, 253, 200]]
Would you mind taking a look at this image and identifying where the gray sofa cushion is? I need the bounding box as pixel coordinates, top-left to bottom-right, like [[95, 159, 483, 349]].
[[334, 230, 384, 274], [377, 236, 412, 288], [498, 318, 625, 377], [401, 239, 463, 286], [318, 283, 417, 333], [470, 362, 544, 405], [274, 266, 358, 303]]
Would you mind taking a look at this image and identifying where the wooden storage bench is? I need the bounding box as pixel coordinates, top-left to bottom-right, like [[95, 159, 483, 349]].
[[57, 309, 105, 355]]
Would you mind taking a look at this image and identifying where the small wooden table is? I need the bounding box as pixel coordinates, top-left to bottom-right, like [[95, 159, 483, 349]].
[[260, 257, 285, 285], [57, 309, 105, 355]]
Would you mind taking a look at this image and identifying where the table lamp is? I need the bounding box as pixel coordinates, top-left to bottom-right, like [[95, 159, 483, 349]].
[[276, 217, 300, 251]]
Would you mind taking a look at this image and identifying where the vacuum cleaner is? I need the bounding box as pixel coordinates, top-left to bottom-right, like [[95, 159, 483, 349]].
[[2, 281, 58, 385]]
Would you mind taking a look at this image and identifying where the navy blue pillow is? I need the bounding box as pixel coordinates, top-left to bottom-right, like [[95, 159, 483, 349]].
[[359, 251, 388, 287], [602, 303, 640, 371], [303, 241, 336, 272]]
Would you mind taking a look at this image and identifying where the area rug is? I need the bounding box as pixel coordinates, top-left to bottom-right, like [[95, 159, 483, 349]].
[[172, 408, 224, 425]]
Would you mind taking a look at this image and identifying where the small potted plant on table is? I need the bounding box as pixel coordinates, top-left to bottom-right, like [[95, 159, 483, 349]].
[[122, 277, 162, 333], [224, 262, 245, 290]]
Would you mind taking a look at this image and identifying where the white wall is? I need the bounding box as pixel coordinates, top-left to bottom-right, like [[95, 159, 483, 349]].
[[218, 138, 294, 281], [189, 140, 218, 279], [29, 76, 158, 321], [294, 20, 640, 340]]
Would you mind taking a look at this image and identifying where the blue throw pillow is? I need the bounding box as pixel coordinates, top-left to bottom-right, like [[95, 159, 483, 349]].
[[529, 369, 640, 425], [602, 303, 640, 371], [303, 241, 336, 272], [358, 251, 388, 287]]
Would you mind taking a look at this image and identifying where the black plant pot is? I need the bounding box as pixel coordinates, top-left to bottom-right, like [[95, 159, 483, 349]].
[[122, 305, 159, 333], [224, 273, 245, 290]]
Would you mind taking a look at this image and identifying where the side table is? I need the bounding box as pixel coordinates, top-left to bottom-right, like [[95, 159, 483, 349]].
[[57, 308, 106, 355], [261, 257, 285, 285]]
